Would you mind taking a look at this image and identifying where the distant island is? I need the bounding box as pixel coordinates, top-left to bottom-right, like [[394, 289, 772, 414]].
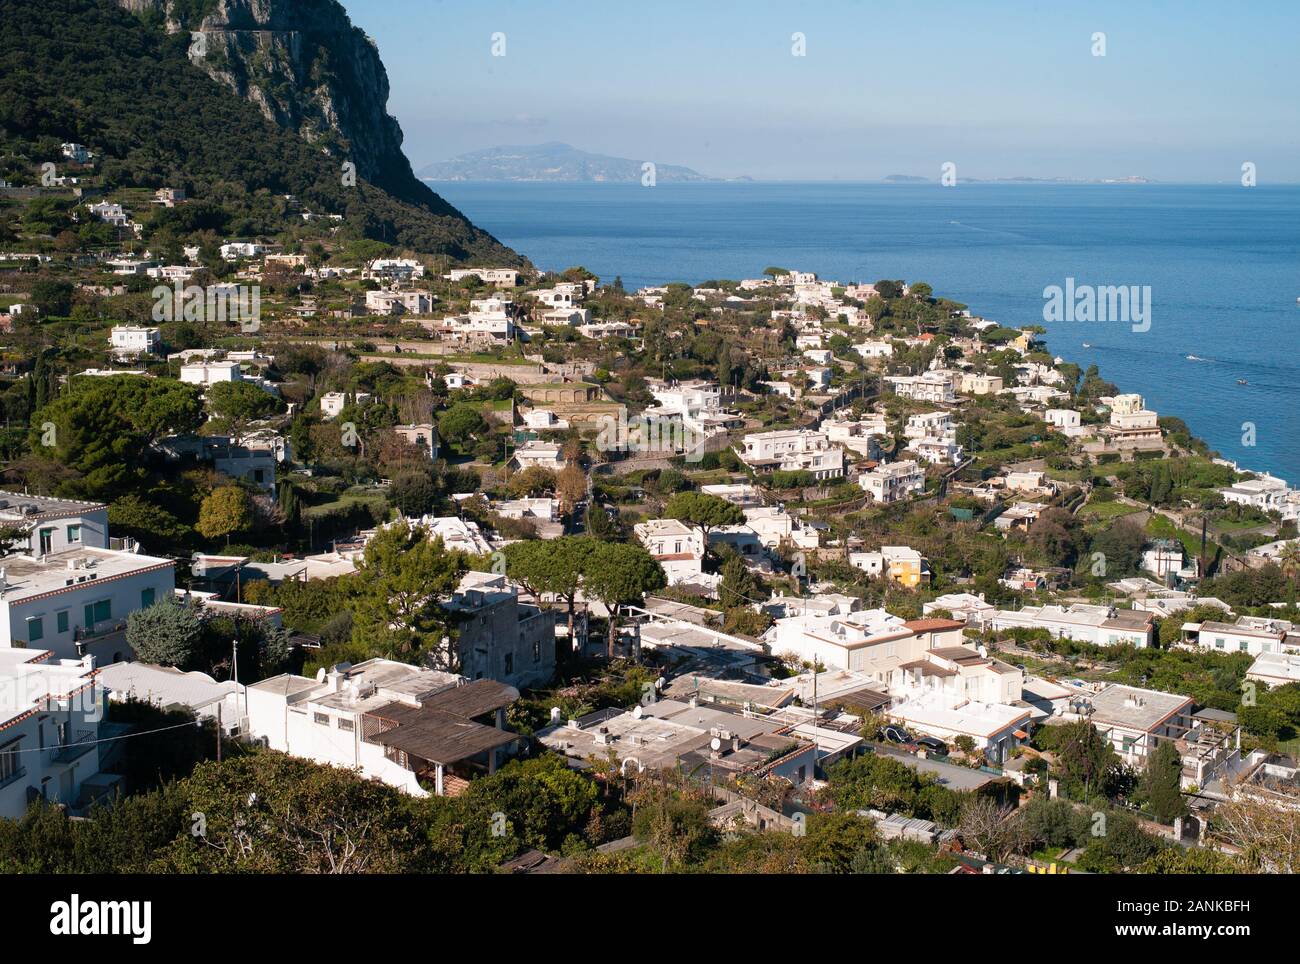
[[418, 142, 733, 183], [884, 174, 1153, 184]]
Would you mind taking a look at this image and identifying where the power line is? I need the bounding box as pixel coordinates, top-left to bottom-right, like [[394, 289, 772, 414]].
[[5, 718, 211, 756]]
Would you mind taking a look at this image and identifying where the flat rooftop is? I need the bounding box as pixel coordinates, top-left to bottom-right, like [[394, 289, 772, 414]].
[[0, 491, 106, 522], [0, 547, 174, 603], [1088, 684, 1192, 732]]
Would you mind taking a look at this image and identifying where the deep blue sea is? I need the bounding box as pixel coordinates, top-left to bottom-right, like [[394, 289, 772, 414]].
[[435, 182, 1300, 481]]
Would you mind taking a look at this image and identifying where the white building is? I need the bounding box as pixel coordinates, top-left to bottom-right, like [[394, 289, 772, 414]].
[[0, 548, 176, 664], [1183, 615, 1299, 657], [923, 592, 995, 629], [109, 325, 160, 357], [1218, 474, 1290, 513], [98, 661, 242, 733], [886, 369, 957, 404], [738, 429, 844, 480], [904, 411, 954, 440], [179, 360, 241, 388], [0, 648, 113, 819], [364, 289, 434, 315], [366, 258, 426, 282], [246, 658, 520, 797], [511, 440, 566, 472], [319, 391, 371, 420], [858, 460, 925, 504], [0, 493, 109, 556], [635, 519, 707, 588], [447, 267, 517, 287], [991, 604, 1155, 648], [1045, 408, 1085, 437], [644, 380, 743, 440]]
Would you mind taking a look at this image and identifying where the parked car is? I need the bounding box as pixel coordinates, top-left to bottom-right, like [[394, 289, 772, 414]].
[[881, 725, 915, 746], [915, 736, 949, 755]]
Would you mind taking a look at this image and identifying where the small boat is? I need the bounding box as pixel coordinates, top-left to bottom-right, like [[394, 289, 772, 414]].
[[1237, 378, 1249, 385], [1186, 354, 1203, 361], [1081, 342, 1092, 348]]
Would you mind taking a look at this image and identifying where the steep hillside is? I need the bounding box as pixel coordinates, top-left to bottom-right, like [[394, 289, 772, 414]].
[[0, 0, 521, 263]]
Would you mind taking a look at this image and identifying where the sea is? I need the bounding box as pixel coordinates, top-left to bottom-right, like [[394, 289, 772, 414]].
[[434, 181, 1300, 482]]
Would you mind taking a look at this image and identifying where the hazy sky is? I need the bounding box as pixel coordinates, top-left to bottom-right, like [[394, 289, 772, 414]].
[[340, 0, 1300, 182]]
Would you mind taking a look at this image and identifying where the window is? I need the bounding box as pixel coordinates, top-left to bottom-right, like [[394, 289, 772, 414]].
[[27, 616, 43, 642], [141, 588, 155, 608], [38, 528, 54, 554], [313, 713, 329, 726], [504, 653, 514, 674], [66, 524, 81, 544], [84, 599, 111, 627], [0, 739, 20, 783], [56, 611, 68, 634], [338, 718, 355, 732], [1240, 641, 1249, 652], [533, 639, 541, 663]]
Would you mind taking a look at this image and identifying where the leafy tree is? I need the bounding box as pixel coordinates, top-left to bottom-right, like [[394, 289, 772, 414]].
[[501, 536, 597, 646], [388, 469, 440, 517], [349, 520, 467, 666], [162, 752, 425, 873], [508, 465, 556, 498], [462, 755, 598, 851], [664, 491, 744, 550], [437, 403, 489, 451], [206, 380, 284, 436], [1140, 739, 1189, 824], [197, 485, 253, 543], [1052, 719, 1122, 800], [126, 599, 203, 668], [31, 376, 204, 500], [585, 501, 624, 541], [582, 542, 666, 655], [718, 551, 760, 609]]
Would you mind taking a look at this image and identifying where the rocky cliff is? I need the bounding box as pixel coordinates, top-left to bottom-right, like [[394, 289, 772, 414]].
[[111, 0, 509, 246]]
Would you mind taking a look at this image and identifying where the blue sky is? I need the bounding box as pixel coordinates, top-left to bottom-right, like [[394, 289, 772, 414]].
[[341, 0, 1300, 182]]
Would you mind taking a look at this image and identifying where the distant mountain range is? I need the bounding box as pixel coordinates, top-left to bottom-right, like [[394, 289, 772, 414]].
[[419, 143, 736, 183], [884, 174, 1153, 184]]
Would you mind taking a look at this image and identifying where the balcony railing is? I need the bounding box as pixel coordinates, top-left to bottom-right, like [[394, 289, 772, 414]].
[[51, 731, 95, 764]]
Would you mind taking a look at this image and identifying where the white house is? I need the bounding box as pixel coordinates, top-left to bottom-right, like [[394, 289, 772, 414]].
[[858, 460, 925, 504], [179, 360, 242, 388], [1218, 475, 1290, 513], [0, 493, 109, 556], [635, 519, 707, 588], [511, 440, 566, 472], [738, 429, 844, 480], [0, 648, 113, 819], [1183, 615, 1299, 657], [991, 604, 1155, 648], [364, 289, 435, 316], [886, 369, 957, 404], [1045, 408, 1085, 437], [246, 658, 520, 797], [109, 326, 160, 357], [0, 547, 177, 664]]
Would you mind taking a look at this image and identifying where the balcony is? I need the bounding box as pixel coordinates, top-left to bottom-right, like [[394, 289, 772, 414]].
[[51, 731, 96, 764]]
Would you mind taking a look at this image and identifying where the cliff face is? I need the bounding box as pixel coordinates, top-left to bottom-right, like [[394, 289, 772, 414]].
[[117, 0, 455, 210]]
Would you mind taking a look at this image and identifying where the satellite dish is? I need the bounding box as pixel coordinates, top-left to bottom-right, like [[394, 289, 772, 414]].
[[632, 705, 643, 719], [710, 737, 722, 752], [655, 676, 666, 691], [315, 667, 327, 683]]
